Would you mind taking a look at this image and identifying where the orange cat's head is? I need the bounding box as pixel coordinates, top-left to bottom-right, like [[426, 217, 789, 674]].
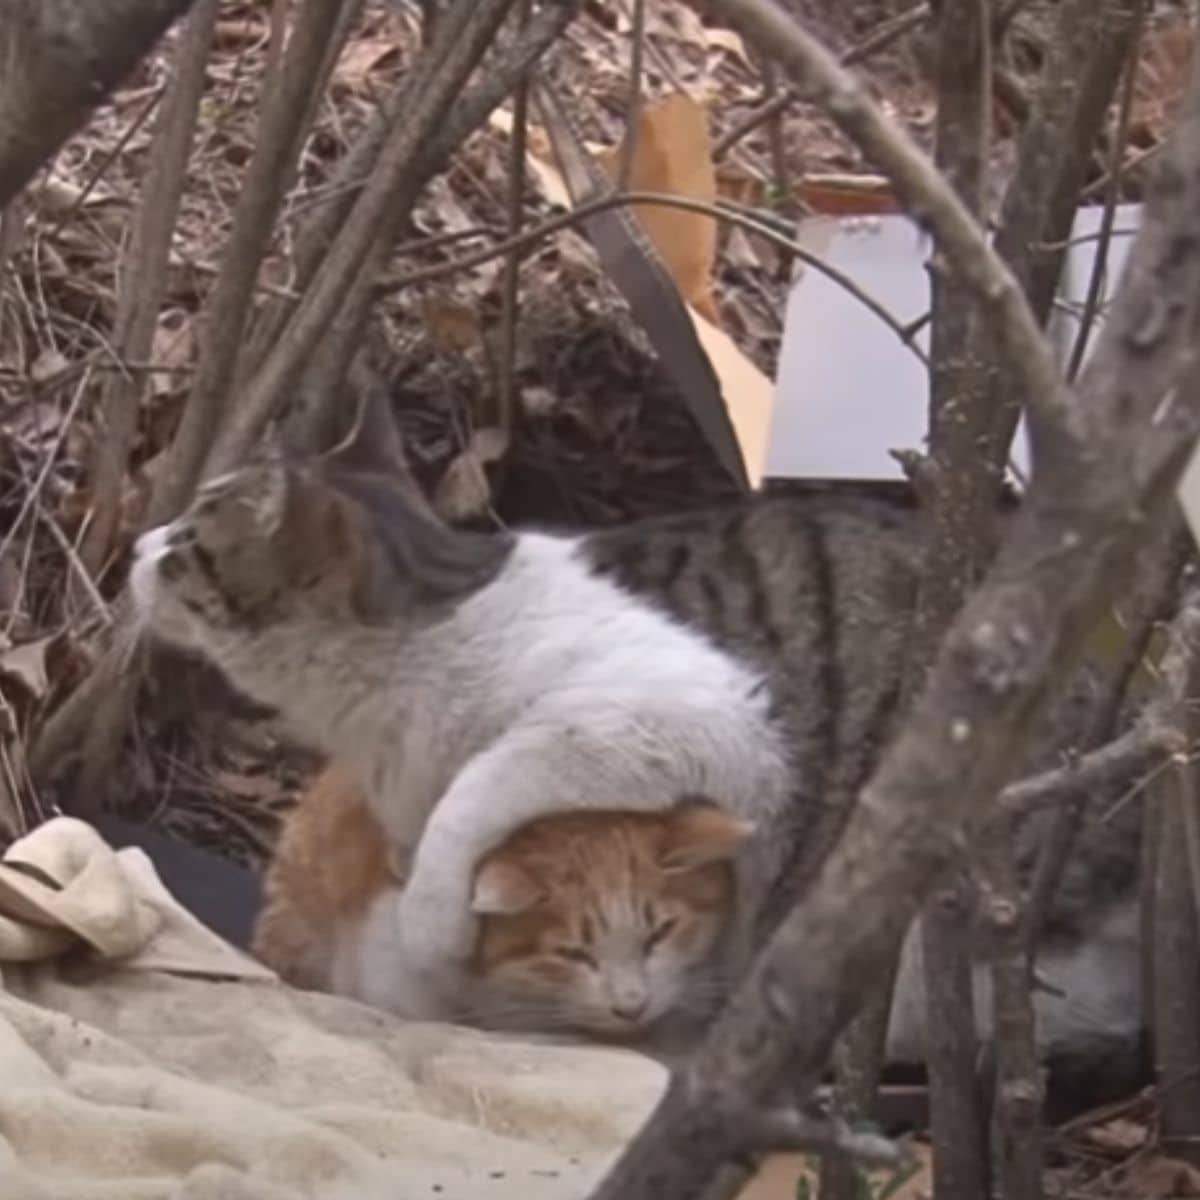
[[468, 801, 750, 1038]]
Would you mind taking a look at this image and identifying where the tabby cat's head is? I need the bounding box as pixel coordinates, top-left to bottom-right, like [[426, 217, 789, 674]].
[[130, 459, 512, 651], [468, 801, 749, 1038]]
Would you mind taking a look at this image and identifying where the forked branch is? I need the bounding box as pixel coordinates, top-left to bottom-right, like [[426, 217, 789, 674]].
[[585, 7, 1200, 1198]]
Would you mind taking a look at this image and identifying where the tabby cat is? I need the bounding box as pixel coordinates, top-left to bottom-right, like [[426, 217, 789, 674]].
[[254, 765, 745, 1038]]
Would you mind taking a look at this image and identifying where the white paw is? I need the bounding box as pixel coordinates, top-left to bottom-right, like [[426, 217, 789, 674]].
[[397, 894, 471, 969], [386, 962, 453, 1021]]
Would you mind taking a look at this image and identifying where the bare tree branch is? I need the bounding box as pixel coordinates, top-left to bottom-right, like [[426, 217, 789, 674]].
[[827, 3, 994, 1198], [584, 9, 1200, 1198], [79, 0, 220, 581], [1152, 592, 1200, 1152], [146, 0, 350, 526], [908, 5, 993, 1196], [1022, 517, 1189, 948], [208, 0, 522, 473], [984, 0, 1144, 468], [224, 0, 581, 463], [696, 0, 1073, 446], [0, 0, 199, 207], [997, 720, 1184, 816]]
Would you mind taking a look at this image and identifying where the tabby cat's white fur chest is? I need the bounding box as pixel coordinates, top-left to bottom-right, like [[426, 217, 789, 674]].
[[188, 531, 788, 848]]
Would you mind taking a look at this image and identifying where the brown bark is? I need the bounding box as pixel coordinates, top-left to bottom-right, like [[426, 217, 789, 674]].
[[208, 0, 521, 471], [0, 0, 198, 207], [911, 3, 993, 1196], [1152, 591, 1200, 1155], [80, 0, 220, 581], [146, 0, 350, 526], [984, 0, 1145, 469], [584, 5, 1200, 1198], [827, 3, 993, 1197], [243, 0, 582, 460]]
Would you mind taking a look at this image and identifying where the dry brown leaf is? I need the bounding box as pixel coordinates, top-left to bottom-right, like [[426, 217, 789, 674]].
[[1084, 1117, 1149, 1154], [703, 27, 751, 67], [421, 295, 482, 352], [30, 349, 69, 385], [333, 37, 399, 93], [434, 427, 510, 522], [1123, 1155, 1200, 1198], [0, 635, 55, 700], [723, 226, 762, 271], [716, 160, 767, 207], [214, 19, 265, 47], [598, 91, 720, 324], [35, 176, 86, 214], [488, 111, 598, 207]]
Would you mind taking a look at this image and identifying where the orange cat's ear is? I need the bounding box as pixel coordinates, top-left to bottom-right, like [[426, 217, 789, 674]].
[[658, 800, 753, 873], [471, 859, 544, 915]]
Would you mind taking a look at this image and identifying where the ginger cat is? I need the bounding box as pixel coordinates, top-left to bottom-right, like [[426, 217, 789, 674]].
[[254, 765, 749, 1038]]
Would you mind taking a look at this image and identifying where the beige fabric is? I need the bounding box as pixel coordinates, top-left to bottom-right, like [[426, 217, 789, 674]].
[[0, 818, 668, 1199], [0, 967, 667, 1200], [0, 817, 271, 979]]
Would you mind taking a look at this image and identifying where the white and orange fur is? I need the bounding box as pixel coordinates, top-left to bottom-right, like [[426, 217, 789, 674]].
[[131, 461, 792, 1021], [254, 765, 748, 1038]]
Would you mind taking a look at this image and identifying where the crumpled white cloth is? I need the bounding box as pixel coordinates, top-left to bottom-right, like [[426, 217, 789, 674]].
[[0, 817, 677, 1200], [0, 816, 272, 978]]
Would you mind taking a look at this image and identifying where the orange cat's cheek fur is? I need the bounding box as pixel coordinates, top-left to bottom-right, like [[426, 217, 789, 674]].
[[524, 957, 578, 985]]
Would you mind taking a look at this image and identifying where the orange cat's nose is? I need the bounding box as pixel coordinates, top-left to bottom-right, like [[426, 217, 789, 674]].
[[611, 997, 648, 1022]]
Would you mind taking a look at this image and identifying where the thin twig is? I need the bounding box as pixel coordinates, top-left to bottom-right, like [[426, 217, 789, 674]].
[[1157, 589, 1200, 935], [713, 2, 933, 159], [0, 374, 89, 570], [904, 5, 994, 1197], [1065, 1, 1148, 382], [146, 0, 348, 525], [376, 188, 930, 365], [38, 505, 113, 628], [982, 0, 1144, 473], [703, 0, 1074, 448], [211, 0, 523, 473], [615, 0, 646, 192], [80, 0, 219, 579], [997, 721, 1184, 816], [1152, 610, 1200, 1154], [495, 0, 532, 451], [42, 84, 166, 241], [584, 11, 1200, 1200]]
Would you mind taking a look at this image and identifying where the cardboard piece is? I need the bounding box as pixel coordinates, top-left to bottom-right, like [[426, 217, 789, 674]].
[[766, 203, 1143, 484]]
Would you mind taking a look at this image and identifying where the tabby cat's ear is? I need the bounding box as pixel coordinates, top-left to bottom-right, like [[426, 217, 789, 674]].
[[323, 391, 410, 479], [658, 800, 753, 873], [251, 463, 291, 538], [471, 859, 544, 915]]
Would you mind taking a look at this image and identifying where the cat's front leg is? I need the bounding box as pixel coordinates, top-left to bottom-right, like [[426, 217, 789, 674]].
[[394, 722, 685, 988]]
